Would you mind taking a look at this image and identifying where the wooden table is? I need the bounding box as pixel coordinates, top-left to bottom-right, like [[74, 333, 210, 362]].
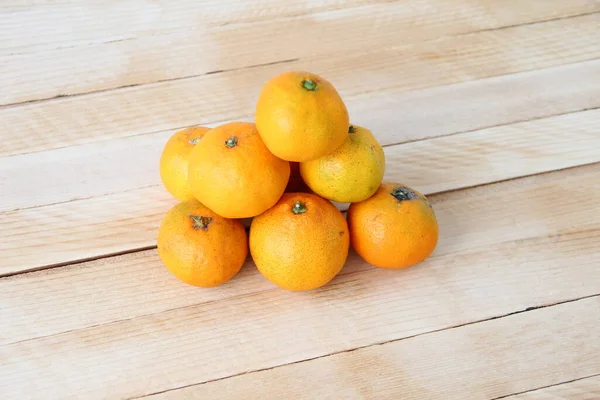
[[2, 1, 600, 399]]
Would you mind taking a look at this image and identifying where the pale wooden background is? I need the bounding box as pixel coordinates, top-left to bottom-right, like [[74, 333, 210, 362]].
[[1, 1, 600, 399]]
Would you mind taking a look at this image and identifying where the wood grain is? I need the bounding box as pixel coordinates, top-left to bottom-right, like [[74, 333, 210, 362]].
[[1, 109, 599, 275], [2, 164, 598, 345], [3, 2, 600, 399], [2, 64, 599, 214], [505, 375, 600, 399], [145, 297, 600, 400], [2, 1, 598, 104], [0, 187, 175, 277], [0, 228, 600, 398], [3, 16, 599, 156], [1, 0, 384, 52], [383, 109, 600, 195], [5, 0, 597, 53]]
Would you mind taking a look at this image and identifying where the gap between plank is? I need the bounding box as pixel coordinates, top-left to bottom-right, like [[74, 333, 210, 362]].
[[0, 58, 299, 109], [491, 373, 600, 400], [5, 226, 600, 347], [3, 183, 160, 213], [4, 36, 138, 57], [2, 160, 598, 280], [424, 159, 600, 198], [379, 105, 600, 149], [132, 293, 600, 399], [3, 104, 598, 214], [2, 0, 399, 57], [2, 10, 597, 109], [4, 55, 598, 161], [468, 9, 600, 34], [0, 274, 272, 348], [0, 245, 158, 279]]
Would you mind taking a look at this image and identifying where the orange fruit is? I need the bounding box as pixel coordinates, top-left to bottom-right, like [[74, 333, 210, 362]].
[[157, 199, 248, 287], [300, 124, 385, 203], [188, 122, 290, 219], [255, 71, 349, 162], [250, 193, 350, 291], [347, 183, 438, 269], [285, 162, 310, 193], [159, 126, 210, 201]]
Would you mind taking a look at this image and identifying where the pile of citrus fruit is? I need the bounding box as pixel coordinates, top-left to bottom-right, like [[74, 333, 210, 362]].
[[157, 71, 439, 291]]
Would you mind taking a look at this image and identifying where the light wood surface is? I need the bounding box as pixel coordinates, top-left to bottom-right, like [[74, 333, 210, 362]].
[[3, 165, 597, 345], [506, 375, 600, 399], [146, 297, 600, 400], [1, 1, 599, 399], [3, 109, 599, 275], [4, 16, 600, 157], [3, 1, 598, 105]]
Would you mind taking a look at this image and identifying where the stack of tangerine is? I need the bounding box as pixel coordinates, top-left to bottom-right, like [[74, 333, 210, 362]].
[[157, 71, 439, 291]]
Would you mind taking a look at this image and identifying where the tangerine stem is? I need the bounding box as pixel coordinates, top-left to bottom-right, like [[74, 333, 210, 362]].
[[190, 215, 213, 230], [391, 187, 418, 202], [225, 136, 238, 148], [302, 79, 317, 91], [292, 201, 307, 214], [189, 137, 201, 145], [349, 125, 356, 133]]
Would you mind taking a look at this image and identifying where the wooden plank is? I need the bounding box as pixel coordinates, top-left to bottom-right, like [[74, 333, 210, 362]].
[[1, 0, 382, 52], [3, 98, 600, 213], [2, 1, 598, 104], [1, 164, 598, 345], [1, 110, 599, 275], [0, 187, 175, 277], [2, 14, 599, 144], [145, 298, 600, 400], [1, 130, 166, 213], [1, 227, 599, 398], [4, 0, 597, 54], [4, 57, 600, 187], [353, 60, 600, 146], [383, 109, 600, 195], [504, 375, 600, 399]]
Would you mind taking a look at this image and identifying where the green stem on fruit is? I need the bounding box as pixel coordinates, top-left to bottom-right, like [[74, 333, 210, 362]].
[[391, 186, 418, 202], [292, 201, 308, 214], [189, 137, 201, 145], [301, 79, 318, 91], [225, 136, 238, 148], [190, 215, 213, 230], [349, 125, 356, 133]]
